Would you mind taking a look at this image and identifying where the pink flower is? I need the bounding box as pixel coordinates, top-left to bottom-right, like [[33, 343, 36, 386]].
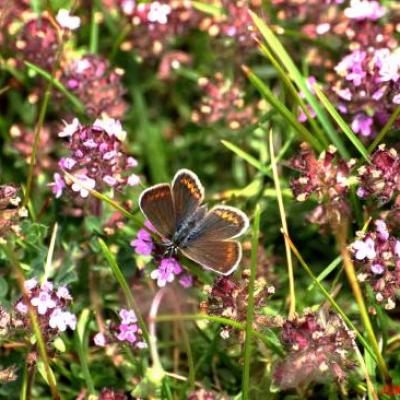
[[147, 2, 171, 24], [71, 174, 96, 198], [24, 278, 38, 292], [375, 220, 389, 241], [56, 9, 81, 30], [31, 291, 57, 315], [93, 117, 127, 141], [119, 309, 137, 325], [352, 238, 376, 260], [15, 301, 28, 314], [117, 323, 138, 343], [41, 279, 54, 292], [131, 228, 154, 256], [351, 114, 373, 137], [150, 257, 182, 287], [94, 332, 107, 347], [344, 0, 386, 21], [49, 308, 77, 331], [127, 174, 140, 186], [56, 286, 72, 300], [59, 118, 81, 138], [179, 274, 193, 288], [50, 173, 66, 198]]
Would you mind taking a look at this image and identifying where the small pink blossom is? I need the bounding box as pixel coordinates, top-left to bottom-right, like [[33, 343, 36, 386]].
[[94, 332, 107, 347], [119, 309, 137, 324], [24, 278, 38, 292], [93, 118, 127, 141], [49, 308, 77, 331], [353, 237, 376, 260], [148, 2, 171, 24], [71, 174, 96, 198], [131, 228, 154, 256], [150, 257, 182, 287], [59, 118, 81, 138], [31, 291, 57, 315], [344, 0, 386, 21], [56, 286, 72, 300], [50, 173, 66, 198], [15, 301, 28, 314], [117, 323, 138, 343]]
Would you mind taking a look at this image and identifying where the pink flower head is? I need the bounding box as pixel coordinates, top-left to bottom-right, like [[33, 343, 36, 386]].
[[119, 308, 137, 325], [117, 323, 138, 343], [49, 308, 77, 331], [344, 0, 386, 21], [56, 9, 81, 30], [94, 332, 107, 347], [131, 228, 154, 256], [353, 237, 376, 260], [31, 291, 57, 315], [150, 257, 182, 287]]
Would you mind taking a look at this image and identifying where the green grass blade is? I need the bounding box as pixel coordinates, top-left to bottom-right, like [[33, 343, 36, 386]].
[[243, 65, 323, 151], [242, 205, 261, 400], [221, 140, 273, 177], [368, 105, 400, 153], [98, 238, 150, 344], [24, 61, 85, 113], [249, 11, 350, 158], [313, 84, 370, 162], [307, 256, 342, 291]]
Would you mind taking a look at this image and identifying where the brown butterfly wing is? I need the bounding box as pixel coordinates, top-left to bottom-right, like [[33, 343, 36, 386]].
[[192, 205, 249, 241], [139, 183, 175, 240], [172, 169, 204, 228], [181, 239, 241, 275]]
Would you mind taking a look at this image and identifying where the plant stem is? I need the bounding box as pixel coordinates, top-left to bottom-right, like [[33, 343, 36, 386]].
[[270, 131, 296, 317], [242, 205, 261, 400]]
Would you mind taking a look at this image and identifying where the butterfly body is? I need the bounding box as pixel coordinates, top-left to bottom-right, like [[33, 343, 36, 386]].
[[139, 169, 249, 275]]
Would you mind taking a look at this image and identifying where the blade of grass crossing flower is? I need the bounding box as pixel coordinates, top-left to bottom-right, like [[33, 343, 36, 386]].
[[98, 238, 150, 344], [242, 205, 261, 400], [257, 42, 329, 147], [270, 131, 296, 317], [243, 65, 323, 151], [221, 140, 273, 177], [283, 235, 377, 363], [249, 11, 350, 159], [76, 309, 95, 394], [307, 256, 342, 291], [3, 244, 60, 399], [24, 61, 85, 113], [368, 105, 400, 153], [313, 84, 370, 162]]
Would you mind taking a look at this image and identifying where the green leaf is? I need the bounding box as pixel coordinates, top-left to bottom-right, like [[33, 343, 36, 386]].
[[192, 0, 223, 16], [307, 256, 342, 291], [313, 84, 370, 162], [249, 11, 350, 158]]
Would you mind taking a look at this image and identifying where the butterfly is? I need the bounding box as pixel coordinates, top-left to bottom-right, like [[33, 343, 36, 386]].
[[139, 169, 250, 275]]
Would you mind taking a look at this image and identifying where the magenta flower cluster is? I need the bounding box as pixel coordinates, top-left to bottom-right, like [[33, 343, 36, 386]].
[[50, 117, 140, 200], [15, 278, 76, 335], [94, 308, 146, 349], [131, 221, 193, 288], [351, 219, 400, 309]]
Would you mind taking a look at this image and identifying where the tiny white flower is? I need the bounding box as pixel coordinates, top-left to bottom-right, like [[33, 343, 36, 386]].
[[56, 9, 81, 30], [93, 118, 127, 141], [59, 118, 80, 138], [71, 174, 96, 198]]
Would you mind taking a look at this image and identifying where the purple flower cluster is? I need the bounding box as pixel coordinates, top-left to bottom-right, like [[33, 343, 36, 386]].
[[131, 221, 193, 288], [202, 274, 274, 339], [351, 219, 400, 309], [357, 145, 400, 203], [290, 143, 354, 229], [15, 278, 76, 336], [94, 308, 146, 349], [273, 311, 355, 390], [50, 117, 140, 200], [61, 55, 127, 119]]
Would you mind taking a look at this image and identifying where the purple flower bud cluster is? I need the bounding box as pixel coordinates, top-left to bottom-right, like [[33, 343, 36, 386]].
[[131, 221, 193, 288], [202, 274, 274, 339], [290, 143, 354, 229], [15, 278, 76, 337], [93, 308, 146, 349], [351, 219, 400, 309], [14, 16, 59, 71], [98, 388, 127, 400], [357, 145, 400, 203], [0, 184, 26, 238], [61, 55, 127, 119], [191, 73, 259, 130], [273, 311, 355, 390], [50, 117, 140, 200]]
